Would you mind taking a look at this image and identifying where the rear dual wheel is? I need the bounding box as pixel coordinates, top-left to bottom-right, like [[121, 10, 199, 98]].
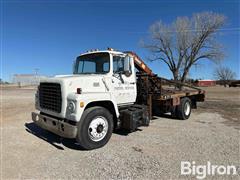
[[173, 97, 192, 120]]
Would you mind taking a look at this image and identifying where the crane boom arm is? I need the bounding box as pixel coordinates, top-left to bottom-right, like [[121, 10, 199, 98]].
[[125, 51, 154, 76], [125, 51, 203, 91]]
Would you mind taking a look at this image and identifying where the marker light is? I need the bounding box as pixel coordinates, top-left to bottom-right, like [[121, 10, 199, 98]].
[[77, 88, 82, 94], [107, 47, 114, 51], [80, 102, 84, 108]]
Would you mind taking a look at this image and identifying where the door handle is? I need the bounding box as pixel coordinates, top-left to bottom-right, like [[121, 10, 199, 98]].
[[130, 82, 135, 85]]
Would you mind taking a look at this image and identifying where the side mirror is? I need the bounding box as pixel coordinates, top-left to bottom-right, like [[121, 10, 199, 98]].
[[124, 56, 131, 76]]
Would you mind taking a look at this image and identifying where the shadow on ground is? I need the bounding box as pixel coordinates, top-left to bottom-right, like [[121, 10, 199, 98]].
[[25, 122, 85, 151], [25, 114, 180, 151], [25, 122, 138, 151]]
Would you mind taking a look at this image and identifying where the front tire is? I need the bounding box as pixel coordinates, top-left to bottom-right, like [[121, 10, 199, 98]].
[[176, 97, 191, 120], [76, 106, 113, 150]]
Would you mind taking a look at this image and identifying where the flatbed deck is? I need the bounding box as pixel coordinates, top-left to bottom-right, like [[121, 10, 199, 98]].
[[158, 89, 205, 100]]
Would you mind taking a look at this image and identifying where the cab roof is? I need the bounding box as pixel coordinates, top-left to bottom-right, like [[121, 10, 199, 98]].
[[79, 49, 125, 57]]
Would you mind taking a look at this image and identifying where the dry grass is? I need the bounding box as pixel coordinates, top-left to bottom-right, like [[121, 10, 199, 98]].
[[197, 86, 240, 129]]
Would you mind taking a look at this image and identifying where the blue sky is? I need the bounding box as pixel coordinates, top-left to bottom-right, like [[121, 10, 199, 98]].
[[1, 0, 240, 81]]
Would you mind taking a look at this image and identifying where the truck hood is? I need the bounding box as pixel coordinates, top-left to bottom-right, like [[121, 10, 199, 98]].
[[38, 74, 110, 118], [40, 74, 109, 94]]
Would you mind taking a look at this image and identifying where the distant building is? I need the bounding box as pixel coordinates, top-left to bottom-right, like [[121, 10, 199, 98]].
[[12, 74, 47, 86], [195, 80, 216, 87]]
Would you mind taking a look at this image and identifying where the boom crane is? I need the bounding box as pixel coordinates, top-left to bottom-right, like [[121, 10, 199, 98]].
[[125, 51, 154, 76], [125, 51, 205, 118]]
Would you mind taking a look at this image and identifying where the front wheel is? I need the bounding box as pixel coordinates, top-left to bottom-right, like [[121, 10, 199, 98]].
[[176, 97, 192, 120], [76, 106, 113, 150]]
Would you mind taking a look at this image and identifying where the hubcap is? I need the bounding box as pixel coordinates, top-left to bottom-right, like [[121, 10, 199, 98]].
[[184, 102, 191, 116], [88, 116, 108, 142]]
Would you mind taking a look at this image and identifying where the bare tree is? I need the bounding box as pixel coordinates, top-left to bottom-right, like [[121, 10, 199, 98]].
[[142, 12, 226, 83], [214, 66, 236, 86]]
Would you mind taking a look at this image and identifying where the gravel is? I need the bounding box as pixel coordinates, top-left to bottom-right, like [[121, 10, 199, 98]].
[[1, 87, 239, 179]]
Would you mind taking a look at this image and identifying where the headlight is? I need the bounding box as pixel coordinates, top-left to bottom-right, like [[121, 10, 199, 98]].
[[68, 101, 76, 112]]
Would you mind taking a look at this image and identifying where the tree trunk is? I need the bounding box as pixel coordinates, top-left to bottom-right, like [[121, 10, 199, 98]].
[[172, 70, 179, 81], [181, 67, 190, 83], [172, 70, 182, 89]]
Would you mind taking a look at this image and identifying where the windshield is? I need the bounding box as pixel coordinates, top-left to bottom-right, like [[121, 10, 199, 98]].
[[74, 52, 110, 74]]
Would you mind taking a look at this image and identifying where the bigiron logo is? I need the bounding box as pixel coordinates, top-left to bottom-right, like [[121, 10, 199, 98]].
[[181, 161, 239, 179]]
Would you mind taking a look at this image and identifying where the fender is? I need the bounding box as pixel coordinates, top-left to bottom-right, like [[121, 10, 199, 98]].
[[66, 92, 119, 122]]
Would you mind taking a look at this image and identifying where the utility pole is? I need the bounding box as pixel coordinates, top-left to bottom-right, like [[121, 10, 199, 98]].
[[34, 68, 39, 85]]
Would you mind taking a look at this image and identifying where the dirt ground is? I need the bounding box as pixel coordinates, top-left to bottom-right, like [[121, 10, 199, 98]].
[[0, 86, 239, 179], [198, 86, 240, 130]]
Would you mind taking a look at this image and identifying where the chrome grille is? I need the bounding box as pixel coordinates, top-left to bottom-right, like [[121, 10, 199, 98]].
[[39, 83, 62, 113]]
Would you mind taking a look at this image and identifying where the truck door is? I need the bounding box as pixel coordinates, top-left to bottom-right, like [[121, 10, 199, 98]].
[[111, 55, 137, 105]]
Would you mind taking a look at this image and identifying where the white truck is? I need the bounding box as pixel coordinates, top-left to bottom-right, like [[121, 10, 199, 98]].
[[32, 48, 205, 150]]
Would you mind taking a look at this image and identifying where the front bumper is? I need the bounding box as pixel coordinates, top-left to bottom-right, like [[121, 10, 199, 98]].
[[32, 112, 78, 138]]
